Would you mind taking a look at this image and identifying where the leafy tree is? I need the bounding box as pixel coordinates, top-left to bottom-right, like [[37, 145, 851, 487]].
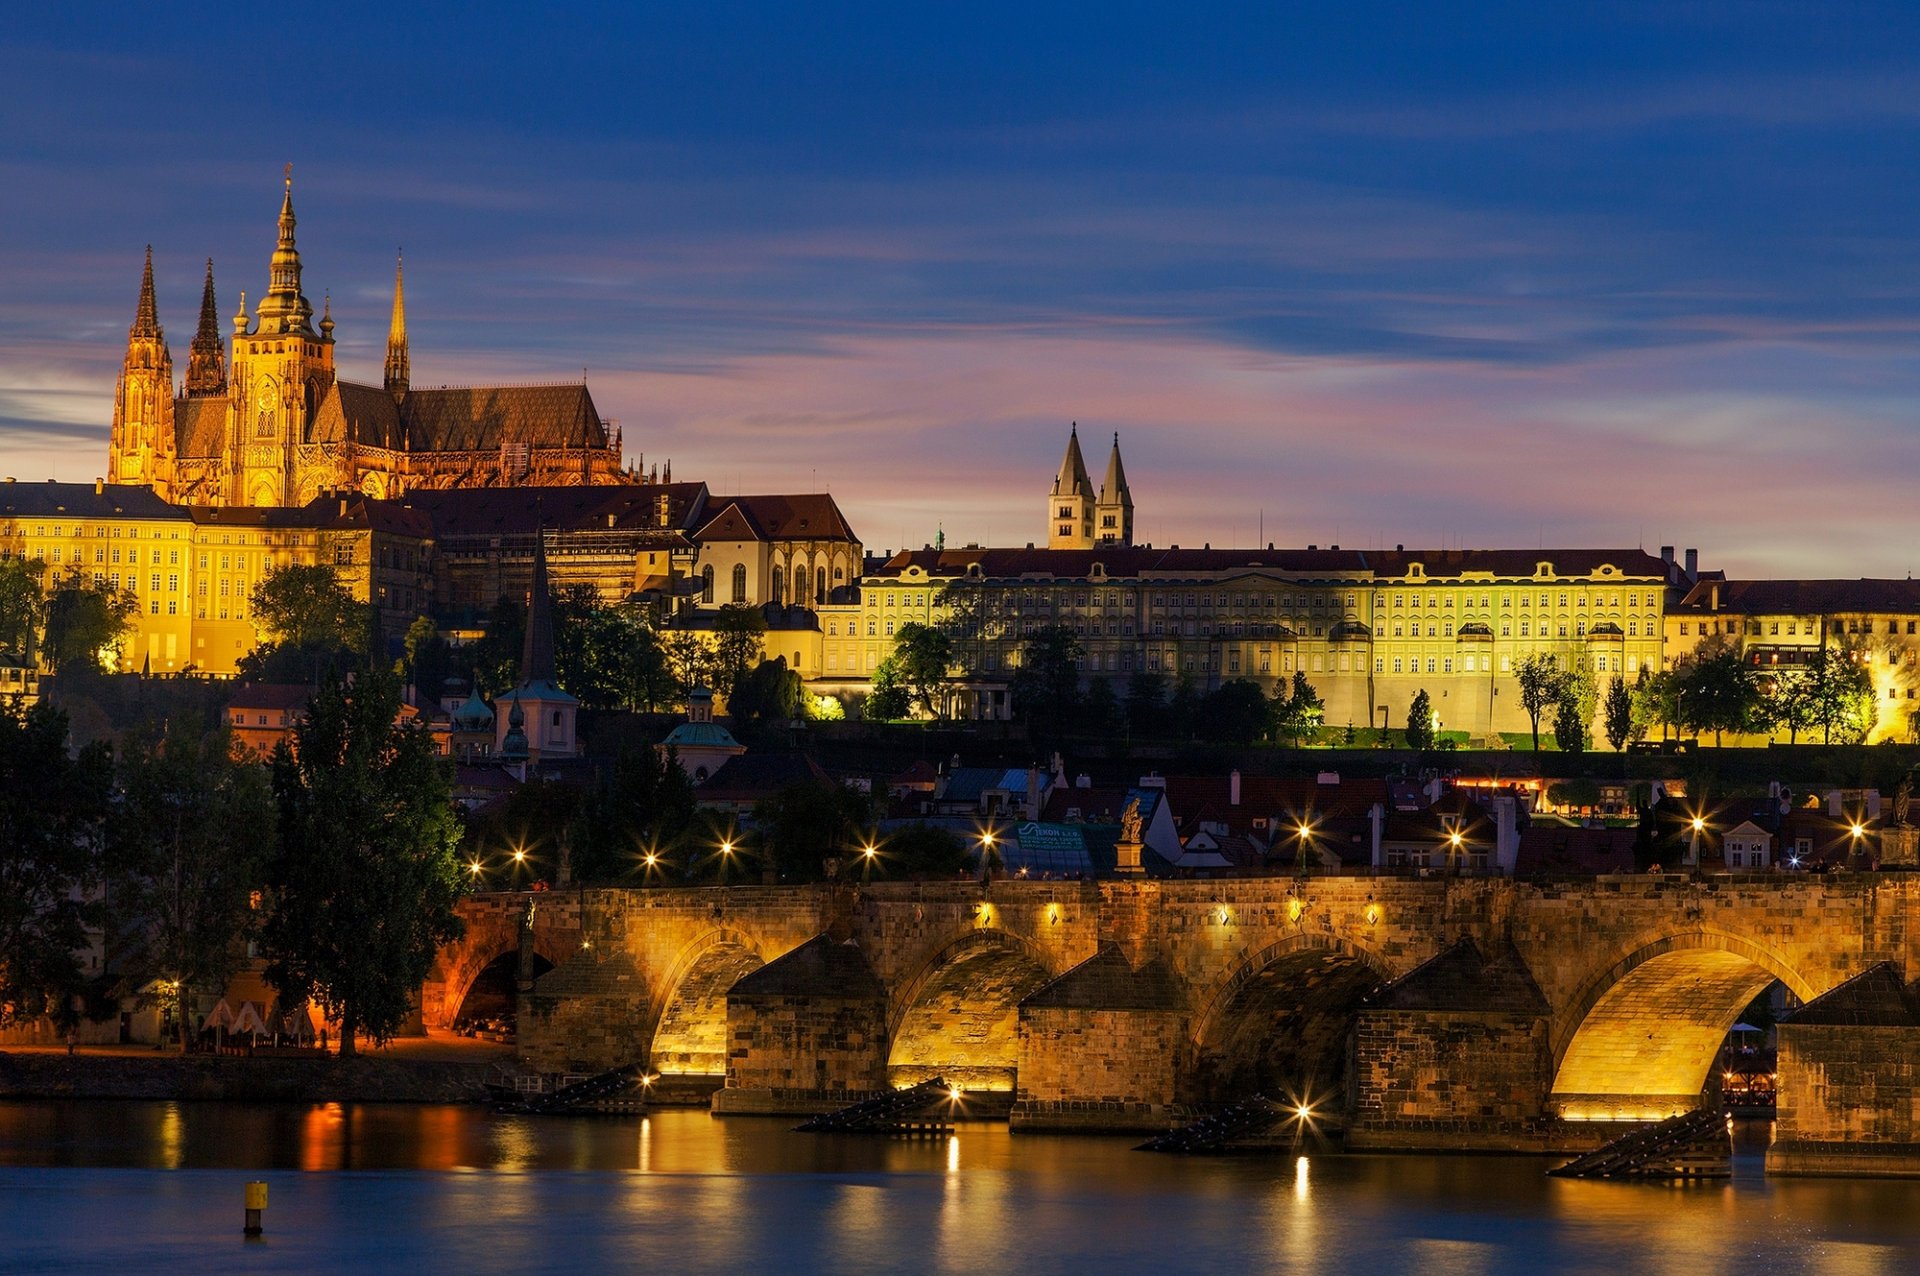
[[551, 588, 671, 710], [250, 565, 367, 656], [460, 777, 589, 885], [567, 747, 697, 884], [0, 557, 46, 659], [1629, 667, 1670, 743], [1552, 688, 1587, 753], [729, 657, 804, 732], [750, 781, 872, 883], [261, 666, 465, 1055], [876, 824, 971, 879], [1199, 679, 1269, 744], [43, 570, 137, 673], [1547, 777, 1603, 811], [659, 628, 712, 704], [865, 657, 911, 720], [106, 723, 272, 1050], [1673, 643, 1757, 746], [1082, 677, 1123, 736], [1272, 672, 1326, 747], [1603, 675, 1633, 752], [1008, 625, 1084, 731], [889, 622, 955, 719], [471, 595, 526, 696], [1167, 676, 1201, 740], [1405, 688, 1435, 751], [710, 604, 767, 699], [933, 579, 994, 677], [0, 701, 111, 1030], [1805, 648, 1877, 744], [1125, 671, 1169, 737], [1514, 653, 1565, 751]]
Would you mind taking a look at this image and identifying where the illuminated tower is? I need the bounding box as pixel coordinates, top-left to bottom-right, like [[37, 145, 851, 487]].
[[107, 246, 178, 496], [1095, 432, 1133, 547], [383, 252, 409, 399], [227, 167, 336, 506], [184, 258, 226, 398], [1047, 423, 1096, 550]]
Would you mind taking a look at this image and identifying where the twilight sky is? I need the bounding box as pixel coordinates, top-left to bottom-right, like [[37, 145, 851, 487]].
[[5, 3, 1920, 576]]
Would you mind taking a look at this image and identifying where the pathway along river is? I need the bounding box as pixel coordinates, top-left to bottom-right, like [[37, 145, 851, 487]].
[[2, 1102, 1918, 1273]]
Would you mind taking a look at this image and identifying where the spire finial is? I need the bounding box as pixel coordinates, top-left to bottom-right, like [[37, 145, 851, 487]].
[[259, 166, 313, 335], [384, 250, 410, 398], [186, 256, 227, 397], [132, 245, 159, 339]]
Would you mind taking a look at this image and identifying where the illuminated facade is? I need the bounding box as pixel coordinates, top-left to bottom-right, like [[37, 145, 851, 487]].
[[1666, 577, 1920, 743], [108, 172, 633, 508]]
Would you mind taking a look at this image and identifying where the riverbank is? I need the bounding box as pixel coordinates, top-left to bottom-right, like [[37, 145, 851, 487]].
[[0, 1035, 513, 1104]]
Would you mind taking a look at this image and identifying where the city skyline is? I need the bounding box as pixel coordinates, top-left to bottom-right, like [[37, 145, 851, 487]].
[[8, 5, 1920, 576]]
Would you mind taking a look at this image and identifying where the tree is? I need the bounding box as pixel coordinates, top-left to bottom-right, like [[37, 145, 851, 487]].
[[750, 782, 872, 883], [106, 723, 272, 1050], [1603, 675, 1633, 752], [471, 595, 526, 696], [729, 657, 804, 732], [1629, 667, 1669, 743], [1167, 676, 1201, 740], [710, 604, 767, 699], [260, 667, 465, 1055], [865, 657, 911, 721], [660, 629, 712, 704], [877, 824, 970, 878], [563, 747, 696, 885], [1552, 688, 1587, 753], [1124, 671, 1169, 737], [889, 623, 955, 719], [933, 579, 994, 679], [1759, 669, 1814, 745], [1272, 672, 1326, 748], [0, 701, 111, 1031], [43, 570, 137, 673], [1008, 625, 1084, 731], [552, 589, 672, 710], [1405, 689, 1435, 751], [1673, 644, 1757, 746], [1199, 679, 1269, 745], [1805, 648, 1877, 744], [1082, 677, 1123, 736], [0, 557, 46, 659], [1514, 653, 1565, 751], [250, 565, 368, 656]]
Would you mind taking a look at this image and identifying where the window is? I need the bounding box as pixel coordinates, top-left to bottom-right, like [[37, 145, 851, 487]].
[[700, 566, 714, 603], [731, 563, 747, 603]]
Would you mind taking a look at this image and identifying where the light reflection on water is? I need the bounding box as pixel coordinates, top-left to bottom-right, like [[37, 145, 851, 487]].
[[0, 1104, 1919, 1274]]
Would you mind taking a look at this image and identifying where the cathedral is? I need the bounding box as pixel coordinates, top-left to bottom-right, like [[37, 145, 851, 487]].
[[1047, 423, 1133, 549], [108, 171, 634, 507]]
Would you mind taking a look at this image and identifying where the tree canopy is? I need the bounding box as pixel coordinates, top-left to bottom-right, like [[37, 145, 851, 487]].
[[241, 565, 368, 682]]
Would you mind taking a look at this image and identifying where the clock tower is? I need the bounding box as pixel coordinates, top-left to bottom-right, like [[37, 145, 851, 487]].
[[226, 168, 335, 507]]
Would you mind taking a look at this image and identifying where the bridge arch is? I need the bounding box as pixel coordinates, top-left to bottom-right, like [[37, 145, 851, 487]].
[[429, 904, 573, 1032], [646, 928, 772, 1078], [1191, 933, 1395, 1107], [1549, 930, 1821, 1121], [886, 928, 1056, 1092]]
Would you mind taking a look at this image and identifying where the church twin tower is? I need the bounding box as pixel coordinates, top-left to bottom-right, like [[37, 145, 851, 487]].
[[108, 170, 625, 508], [1047, 424, 1133, 549]]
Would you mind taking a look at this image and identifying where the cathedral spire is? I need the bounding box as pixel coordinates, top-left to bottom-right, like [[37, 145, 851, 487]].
[[255, 165, 315, 336], [186, 258, 226, 397], [1095, 431, 1134, 547], [384, 251, 410, 398], [132, 246, 160, 340], [1052, 421, 1093, 498]]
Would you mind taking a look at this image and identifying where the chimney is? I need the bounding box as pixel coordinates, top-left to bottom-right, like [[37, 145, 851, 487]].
[[1660, 545, 1675, 569], [93, 478, 103, 494], [1229, 769, 1241, 807], [1684, 548, 1698, 581]]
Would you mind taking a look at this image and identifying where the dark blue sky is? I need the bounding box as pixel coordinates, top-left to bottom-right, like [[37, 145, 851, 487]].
[[6, 3, 1920, 573]]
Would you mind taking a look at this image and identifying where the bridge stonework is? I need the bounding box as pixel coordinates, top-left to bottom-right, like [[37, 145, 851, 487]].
[[424, 875, 1920, 1173]]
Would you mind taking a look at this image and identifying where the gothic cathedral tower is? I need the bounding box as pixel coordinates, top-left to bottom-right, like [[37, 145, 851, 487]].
[[108, 247, 178, 497], [226, 169, 336, 506], [1047, 424, 1096, 549], [1095, 432, 1133, 547]]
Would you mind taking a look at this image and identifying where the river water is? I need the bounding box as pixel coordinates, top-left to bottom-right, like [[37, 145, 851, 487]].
[[2, 1103, 1918, 1273]]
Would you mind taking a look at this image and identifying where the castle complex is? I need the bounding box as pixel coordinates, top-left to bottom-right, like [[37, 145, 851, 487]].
[[108, 171, 630, 507], [9, 179, 1920, 743]]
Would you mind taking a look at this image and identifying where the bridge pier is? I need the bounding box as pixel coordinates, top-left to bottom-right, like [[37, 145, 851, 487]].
[[1769, 965, 1920, 1177], [712, 934, 890, 1115]]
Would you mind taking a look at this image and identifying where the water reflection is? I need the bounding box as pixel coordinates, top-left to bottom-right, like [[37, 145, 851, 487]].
[[3, 1104, 1920, 1273]]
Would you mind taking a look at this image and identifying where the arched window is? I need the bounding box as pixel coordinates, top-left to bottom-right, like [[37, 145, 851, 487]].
[[816, 567, 827, 604], [771, 566, 785, 606], [700, 565, 714, 604], [732, 563, 748, 603]]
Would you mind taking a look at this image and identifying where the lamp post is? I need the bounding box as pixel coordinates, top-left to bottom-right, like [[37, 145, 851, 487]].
[[858, 836, 880, 883], [1294, 820, 1317, 876], [1687, 815, 1707, 869]]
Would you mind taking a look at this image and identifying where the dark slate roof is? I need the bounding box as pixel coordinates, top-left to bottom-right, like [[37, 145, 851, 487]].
[[1020, 944, 1186, 1011], [1674, 578, 1920, 617], [728, 934, 883, 999], [402, 384, 607, 451], [389, 484, 707, 538], [174, 396, 227, 457], [692, 493, 858, 544], [310, 381, 405, 449], [183, 494, 434, 539], [867, 546, 1667, 583], [697, 752, 837, 802], [1365, 940, 1549, 1014], [0, 481, 186, 520], [1786, 963, 1920, 1027], [226, 683, 313, 713]]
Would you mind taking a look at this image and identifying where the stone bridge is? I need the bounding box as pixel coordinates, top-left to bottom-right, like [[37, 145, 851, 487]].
[[425, 875, 1920, 1174]]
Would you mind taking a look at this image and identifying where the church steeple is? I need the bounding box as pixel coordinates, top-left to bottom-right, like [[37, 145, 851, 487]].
[[1047, 422, 1098, 549], [384, 252, 409, 398], [108, 247, 177, 495], [185, 258, 226, 397], [1096, 431, 1134, 547], [254, 166, 315, 336]]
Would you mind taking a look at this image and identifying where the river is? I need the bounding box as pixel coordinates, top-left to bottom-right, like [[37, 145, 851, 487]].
[[1, 1102, 1917, 1273]]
